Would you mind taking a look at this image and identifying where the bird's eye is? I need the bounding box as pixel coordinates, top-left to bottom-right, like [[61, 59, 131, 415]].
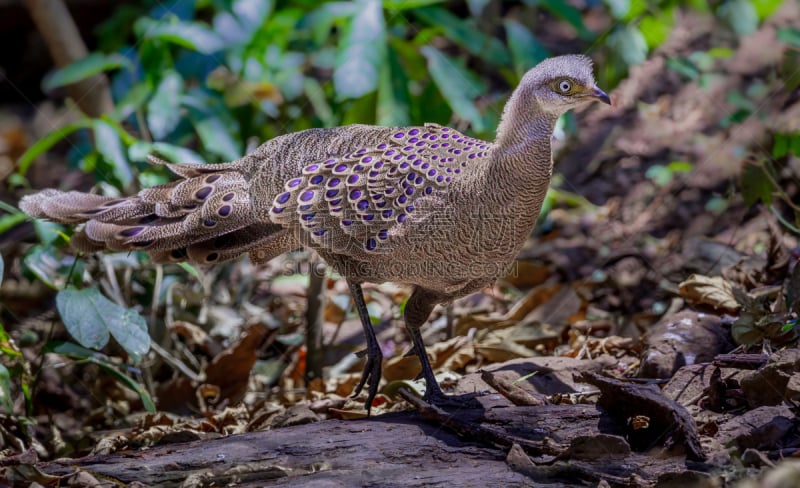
[[558, 80, 572, 93]]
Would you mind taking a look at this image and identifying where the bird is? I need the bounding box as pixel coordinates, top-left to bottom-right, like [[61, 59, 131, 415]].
[[20, 55, 610, 414]]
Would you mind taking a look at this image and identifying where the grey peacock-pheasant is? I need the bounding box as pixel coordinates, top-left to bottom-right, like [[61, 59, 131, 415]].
[[20, 55, 610, 413]]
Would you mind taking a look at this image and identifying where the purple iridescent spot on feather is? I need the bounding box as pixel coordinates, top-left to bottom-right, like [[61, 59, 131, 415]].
[[328, 178, 341, 187], [272, 206, 283, 214], [378, 229, 388, 240], [310, 175, 324, 185], [375, 161, 384, 169], [314, 229, 326, 236], [425, 186, 433, 195], [400, 162, 409, 169], [398, 195, 408, 204], [406, 205, 415, 213], [415, 176, 423, 185], [288, 178, 302, 188], [302, 213, 315, 221], [428, 169, 436, 177], [393, 155, 402, 161], [300, 190, 315, 202], [378, 143, 387, 149], [335, 164, 347, 172], [363, 214, 374, 221], [330, 198, 342, 206], [357, 200, 369, 211], [119, 227, 143, 237], [409, 137, 418, 143], [409, 129, 419, 135], [350, 189, 362, 199], [366, 238, 377, 250], [376, 201, 386, 208], [405, 187, 414, 196], [218, 205, 232, 217], [342, 219, 352, 226], [204, 219, 216, 227], [436, 175, 444, 183], [382, 209, 393, 218], [421, 163, 430, 169], [307, 164, 319, 172], [354, 165, 364, 172], [195, 187, 213, 200], [223, 192, 235, 202], [394, 132, 404, 138], [348, 174, 359, 184], [299, 204, 311, 211], [277, 192, 291, 204], [363, 156, 372, 163], [397, 214, 406, 223], [326, 189, 339, 198], [206, 174, 221, 183], [357, 148, 367, 155]]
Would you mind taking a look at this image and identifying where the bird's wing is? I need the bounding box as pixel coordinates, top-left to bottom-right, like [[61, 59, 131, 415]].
[[268, 123, 491, 256]]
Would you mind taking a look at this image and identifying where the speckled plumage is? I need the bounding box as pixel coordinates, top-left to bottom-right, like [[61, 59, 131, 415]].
[[20, 55, 610, 412]]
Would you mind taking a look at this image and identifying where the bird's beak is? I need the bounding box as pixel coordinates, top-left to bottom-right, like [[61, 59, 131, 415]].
[[589, 86, 611, 105]]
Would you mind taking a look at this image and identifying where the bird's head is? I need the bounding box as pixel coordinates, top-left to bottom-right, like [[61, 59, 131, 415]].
[[520, 54, 611, 116]]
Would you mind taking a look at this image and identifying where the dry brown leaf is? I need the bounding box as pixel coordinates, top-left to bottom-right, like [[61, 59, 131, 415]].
[[678, 274, 741, 313]]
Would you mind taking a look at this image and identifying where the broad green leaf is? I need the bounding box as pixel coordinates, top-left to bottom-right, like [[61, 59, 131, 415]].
[[33, 220, 64, 246], [129, 141, 205, 165], [505, 20, 549, 77], [0, 212, 26, 235], [752, 0, 783, 20], [43, 53, 132, 91], [56, 288, 151, 362], [147, 70, 184, 140], [304, 78, 336, 127], [608, 25, 648, 65], [137, 17, 225, 54], [414, 7, 510, 65], [383, 0, 444, 9], [741, 161, 775, 206], [46, 341, 156, 412], [421, 46, 486, 131], [777, 28, 800, 48], [533, 0, 594, 40], [334, 0, 386, 99], [16, 120, 94, 176], [111, 83, 152, 122], [0, 365, 12, 414], [639, 7, 675, 49], [773, 134, 790, 158], [94, 120, 134, 188], [604, 0, 630, 19], [183, 91, 242, 160], [377, 46, 411, 126], [717, 0, 758, 35], [178, 262, 202, 281]]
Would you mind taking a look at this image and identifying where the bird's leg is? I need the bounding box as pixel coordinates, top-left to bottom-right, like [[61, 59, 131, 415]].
[[404, 288, 448, 403], [347, 280, 382, 414]]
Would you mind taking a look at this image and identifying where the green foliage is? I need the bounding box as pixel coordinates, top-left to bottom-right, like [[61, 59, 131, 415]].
[[56, 288, 151, 363], [645, 161, 693, 187]]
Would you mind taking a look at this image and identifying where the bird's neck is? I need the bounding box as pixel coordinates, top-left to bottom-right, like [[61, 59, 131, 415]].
[[490, 94, 559, 189]]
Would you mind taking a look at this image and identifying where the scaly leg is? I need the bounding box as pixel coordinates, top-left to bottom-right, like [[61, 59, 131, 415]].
[[348, 280, 382, 414], [404, 287, 450, 403]]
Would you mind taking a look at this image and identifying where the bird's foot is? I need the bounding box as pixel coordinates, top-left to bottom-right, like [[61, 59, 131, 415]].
[[352, 346, 383, 415]]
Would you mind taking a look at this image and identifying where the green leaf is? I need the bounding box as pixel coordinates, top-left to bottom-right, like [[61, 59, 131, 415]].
[[111, 83, 152, 122], [604, 0, 630, 19], [94, 120, 134, 188], [33, 220, 64, 246], [741, 161, 775, 206], [43, 53, 132, 91], [752, 0, 783, 20], [717, 0, 758, 35], [638, 7, 675, 49], [421, 46, 486, 131], [129, 141, 205, 165], [46, 341, 156, 412], [414, 7, 510, 65], [334, 0, 386, 99], [56, 288, 151, 362], [0, 212, 26, 236], [778, 28, 800, 48], [534, 0, 594, 40], [773, 134, 790, 158], [0, 365, 12, 414], [304, 78, 336, 128], [183, 91, 242, 160], [16, 120, 94, 176], [505, 20, 549, 78], [137, 18, 225, 54], [608, 25, 648, 65], [147, 70, 184, 140], [377, 46, 411, 126], [383, 0, 444, 9], [178, 262, 202, 281]]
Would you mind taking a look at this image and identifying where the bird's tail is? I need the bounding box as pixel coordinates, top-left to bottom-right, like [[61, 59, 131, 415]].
[[19, 156, 282, 264]]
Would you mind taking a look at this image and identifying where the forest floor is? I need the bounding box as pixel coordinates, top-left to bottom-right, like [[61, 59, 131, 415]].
[[1, 2, 800, 487]]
